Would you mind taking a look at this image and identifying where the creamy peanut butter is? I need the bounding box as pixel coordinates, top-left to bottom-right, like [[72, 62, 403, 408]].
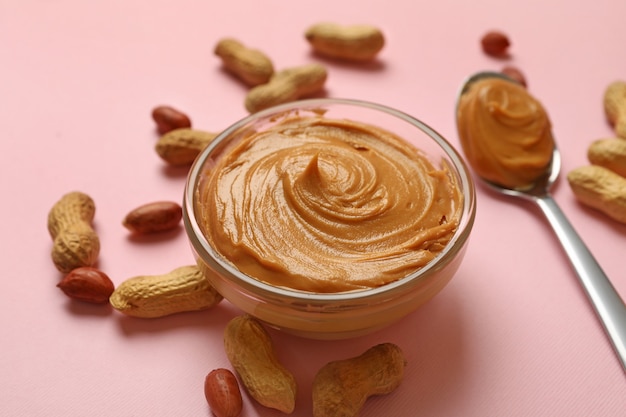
[[197, 114, 463, 293], [456, 77, 555, 189]]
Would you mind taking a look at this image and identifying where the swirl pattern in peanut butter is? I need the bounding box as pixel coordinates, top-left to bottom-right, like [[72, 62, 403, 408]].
[[198, 116, 462, 293]]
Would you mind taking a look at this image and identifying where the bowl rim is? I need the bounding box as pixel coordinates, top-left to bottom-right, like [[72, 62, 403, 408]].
[[183, 97, 476, 303]]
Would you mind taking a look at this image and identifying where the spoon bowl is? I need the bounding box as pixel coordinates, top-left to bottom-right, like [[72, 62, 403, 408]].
[[456, 71, 626, 372]]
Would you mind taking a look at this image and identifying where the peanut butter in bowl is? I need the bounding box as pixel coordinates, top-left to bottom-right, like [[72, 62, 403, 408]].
[[197, 114, 464, 293], [185, 98, 475, 339]]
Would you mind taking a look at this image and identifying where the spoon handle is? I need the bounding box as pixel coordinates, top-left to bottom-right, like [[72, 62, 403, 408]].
[[536, 195, 626, 372]]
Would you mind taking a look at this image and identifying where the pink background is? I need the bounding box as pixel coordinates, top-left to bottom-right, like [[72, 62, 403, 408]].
[[2, 0, 626, 416]]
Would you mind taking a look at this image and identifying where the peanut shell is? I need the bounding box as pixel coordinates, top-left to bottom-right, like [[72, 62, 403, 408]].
[[109, 265, 222, 318], [155, 128, 218, 166], [224, 315, 296, 413]]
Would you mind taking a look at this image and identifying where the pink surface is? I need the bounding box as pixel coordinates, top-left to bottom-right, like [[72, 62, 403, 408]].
[[2, 0, 626, 416]]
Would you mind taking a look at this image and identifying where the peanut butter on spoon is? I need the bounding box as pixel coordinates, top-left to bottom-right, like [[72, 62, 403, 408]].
[[456, 76, 555, 189]]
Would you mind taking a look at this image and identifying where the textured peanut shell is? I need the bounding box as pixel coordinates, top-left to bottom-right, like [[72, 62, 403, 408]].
[[312, 343, 406, 417], [244, 63, 327, 113], [587, 138, 626, 177], [224, 315, 297, 414], [567, 165, 626, 224], [155, 128, 218, 166], [47, 191, 100, 272], [109, 265, 223, 318], [305, 23, 385, 61], [215, 38, 274, 86], [604, 81, 626, 139]]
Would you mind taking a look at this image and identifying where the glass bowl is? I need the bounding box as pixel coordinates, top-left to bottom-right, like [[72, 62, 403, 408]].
[[183, 98, 476, 339]]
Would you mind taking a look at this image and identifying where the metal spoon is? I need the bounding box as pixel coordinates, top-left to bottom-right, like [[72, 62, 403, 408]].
[[456, 71, 626, 372]]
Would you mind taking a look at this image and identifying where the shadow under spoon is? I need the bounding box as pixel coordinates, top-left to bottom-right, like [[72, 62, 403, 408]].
[[456, 71, 626, 373]]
